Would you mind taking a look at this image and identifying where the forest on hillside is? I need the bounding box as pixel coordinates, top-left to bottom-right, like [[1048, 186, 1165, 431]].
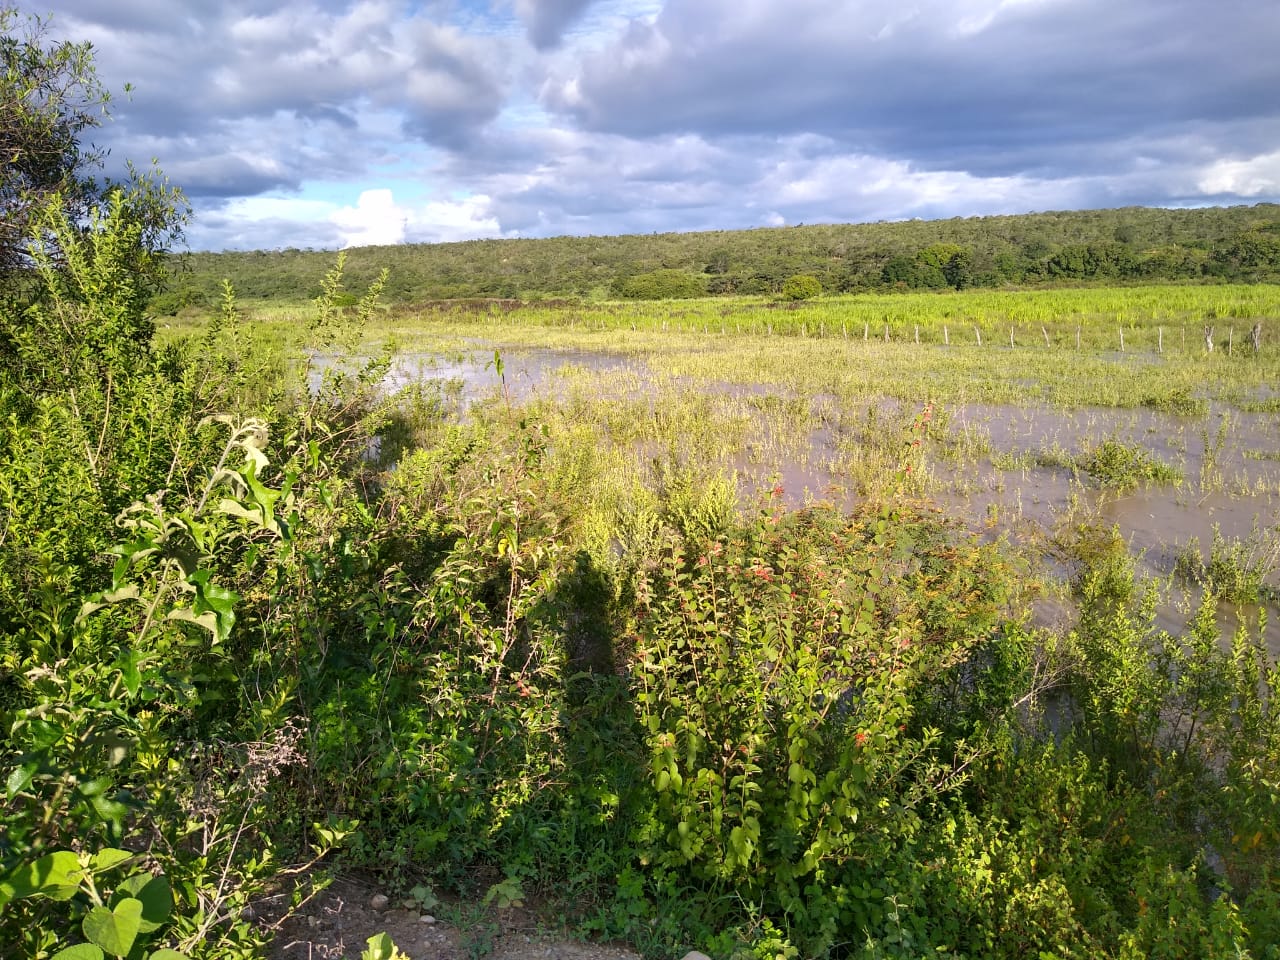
[[155, 204, 1280, 311]]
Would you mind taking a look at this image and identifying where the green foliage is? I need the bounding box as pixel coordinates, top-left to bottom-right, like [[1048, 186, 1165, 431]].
[[779, 274, 822, 300], [615, 268, 708, 300], [0, 7, 187, 285], [628, 501, 1018, 955], [161, 205, 1280, 305], [1174, 524, 1279, 605], [1078, 438, 1181, 491]]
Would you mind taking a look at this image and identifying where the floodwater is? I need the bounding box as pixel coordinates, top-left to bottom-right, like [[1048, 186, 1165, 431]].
[[350, 344, 1280, 655]]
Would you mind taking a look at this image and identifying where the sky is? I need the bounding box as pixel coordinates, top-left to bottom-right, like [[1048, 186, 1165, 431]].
[[34, 0, 1280, 252]]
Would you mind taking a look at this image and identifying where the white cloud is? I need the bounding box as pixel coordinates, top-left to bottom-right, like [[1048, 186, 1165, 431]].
[[1197, 152, 1280, 198], [330, 189, 502, 248], [331, 189, 409, 246]]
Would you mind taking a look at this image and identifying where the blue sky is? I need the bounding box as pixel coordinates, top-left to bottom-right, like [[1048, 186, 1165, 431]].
[[37, 0, 1280, 251]]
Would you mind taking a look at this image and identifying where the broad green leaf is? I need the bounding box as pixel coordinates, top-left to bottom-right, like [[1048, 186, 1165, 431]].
[[361, 932, 399, 960], [50, 944, 105, 960], [83, 897, 143, 957], [185, 571, 239, 643], [90, 849, 134, 872], [6, 761, 36, 798], [116, 873, 172, 933], [2, 850, 83, 902], [148, 951, 189, 960]]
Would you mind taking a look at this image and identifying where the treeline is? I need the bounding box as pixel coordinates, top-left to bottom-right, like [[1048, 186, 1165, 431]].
[[156, 204, 1280, 310]]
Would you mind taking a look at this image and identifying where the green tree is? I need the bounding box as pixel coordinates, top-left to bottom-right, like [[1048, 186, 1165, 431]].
[[0, 7, 186, 282], [0, 7, 186, 376], [780, 273, 821, 300]]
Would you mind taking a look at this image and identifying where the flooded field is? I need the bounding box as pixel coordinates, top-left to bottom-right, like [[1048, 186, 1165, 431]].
[[358, 339, 1280, 655]]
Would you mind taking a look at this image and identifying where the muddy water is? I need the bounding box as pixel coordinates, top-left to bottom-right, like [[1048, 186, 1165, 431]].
[[373, 345, 1280, 655]]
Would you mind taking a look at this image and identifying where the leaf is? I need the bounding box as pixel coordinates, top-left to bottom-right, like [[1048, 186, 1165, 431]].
[[78, 585, 142, 622], [118, 651, 142, 699], [165, 608, 219, 639], [361, 932, 400, 960], [90, 849, 134, 872], [116, 873, 172, 933], [50, 945, 106, 960], [82, 897, 143, 957], [6, 761, 37, 799], [1, 850, 83, 904], [147, 951, 189, 960], [185, 571, 239, 643]]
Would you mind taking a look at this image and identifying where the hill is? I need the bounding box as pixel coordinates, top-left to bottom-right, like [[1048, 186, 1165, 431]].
[[155, 204, 1280, 311]]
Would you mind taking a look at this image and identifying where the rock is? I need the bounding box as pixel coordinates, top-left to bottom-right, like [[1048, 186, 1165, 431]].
[[369, 893, 390, 913], [418, 913, 437, 924], [680, 953, 712, 960]]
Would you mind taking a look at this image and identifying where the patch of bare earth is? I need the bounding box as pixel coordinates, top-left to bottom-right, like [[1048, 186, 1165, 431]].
[[269, 879, 642, 960]]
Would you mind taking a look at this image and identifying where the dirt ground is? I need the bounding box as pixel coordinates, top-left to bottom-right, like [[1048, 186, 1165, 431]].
[[269, 879, 644, 960]]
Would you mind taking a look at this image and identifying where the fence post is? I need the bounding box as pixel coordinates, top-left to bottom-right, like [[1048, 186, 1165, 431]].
[[974, 325, 982, 346], [944, 325, 950, 346]]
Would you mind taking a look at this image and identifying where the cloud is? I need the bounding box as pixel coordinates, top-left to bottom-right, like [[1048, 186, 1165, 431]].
[[188, 187, 502, 250], [545, 0, 1280, 179], [515, 0, 600, 49], [331, 188, 502, 247], [31, 0, 1280, 250], [1197, 151, 1280, 199]]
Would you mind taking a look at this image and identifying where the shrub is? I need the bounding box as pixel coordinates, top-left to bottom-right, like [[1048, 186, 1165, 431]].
[[614, 268, 707, 300], [780, 273, 822, 300]]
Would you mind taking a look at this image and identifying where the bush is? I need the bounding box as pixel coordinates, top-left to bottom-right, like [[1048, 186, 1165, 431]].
[[780, 273, 822, 300], [614, 268, 707, 300]]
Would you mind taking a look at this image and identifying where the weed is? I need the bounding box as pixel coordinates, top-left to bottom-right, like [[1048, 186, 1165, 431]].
[[1078, 437, 1181, 491], [1174, 523, 1280, 604]]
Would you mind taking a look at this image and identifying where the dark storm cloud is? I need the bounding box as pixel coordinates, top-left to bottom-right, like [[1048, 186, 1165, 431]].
[[547, 0, 1280, 179]]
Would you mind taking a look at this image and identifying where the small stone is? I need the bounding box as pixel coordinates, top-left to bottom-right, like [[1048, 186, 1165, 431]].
[[369, 893, 390, 913], [680, 952, 712, 960], [418, 914, 437, 925]]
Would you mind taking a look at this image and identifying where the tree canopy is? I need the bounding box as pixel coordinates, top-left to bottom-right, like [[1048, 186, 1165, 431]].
[[0, 6, 186, 284]]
